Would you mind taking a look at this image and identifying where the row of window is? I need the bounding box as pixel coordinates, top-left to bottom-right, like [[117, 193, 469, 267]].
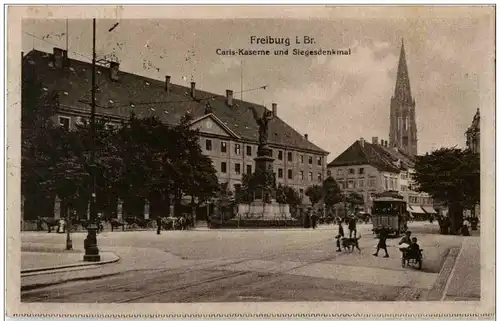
[[58, 115, 116, 130], [336, 167, 365, 175], [338, 178, 376, 190], [409, 196, 433, 205], [219, 162, 323, 181], [206, 139, 323, 165], [220, 162, 253, 175], [206, 140, 253, 156]]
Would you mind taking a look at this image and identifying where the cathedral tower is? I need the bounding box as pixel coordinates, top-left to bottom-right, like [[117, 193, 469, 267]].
[[389, 39, 418, 156]]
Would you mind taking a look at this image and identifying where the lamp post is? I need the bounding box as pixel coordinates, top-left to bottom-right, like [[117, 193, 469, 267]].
[[82, 18, 120, 262], [66, 208, 73, 250], [83, 18, 100, 262]]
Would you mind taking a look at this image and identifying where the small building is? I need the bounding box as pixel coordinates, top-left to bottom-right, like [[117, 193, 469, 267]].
[[327, 137, 434, 218]]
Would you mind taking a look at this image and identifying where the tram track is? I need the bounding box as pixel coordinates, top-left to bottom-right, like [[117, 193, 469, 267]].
[[22, 237, 336, 302]]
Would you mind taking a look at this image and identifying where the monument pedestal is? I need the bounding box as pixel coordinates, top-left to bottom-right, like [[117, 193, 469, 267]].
[[237, 200, 291, 220]]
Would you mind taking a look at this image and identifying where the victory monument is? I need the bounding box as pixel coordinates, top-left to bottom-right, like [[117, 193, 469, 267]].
[[235, 106, 292, 220]]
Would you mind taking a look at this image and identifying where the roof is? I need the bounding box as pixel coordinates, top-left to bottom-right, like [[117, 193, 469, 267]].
[[327, 139, 416, 173], [22, 49, 328, 155]]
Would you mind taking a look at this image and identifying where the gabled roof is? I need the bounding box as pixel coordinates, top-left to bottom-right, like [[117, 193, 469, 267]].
[[23, 49, 328, 155], [327, 139, 415, 173], [190, 113, 240, 139]]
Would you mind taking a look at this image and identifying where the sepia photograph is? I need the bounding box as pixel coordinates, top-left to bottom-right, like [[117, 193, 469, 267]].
[[6, 5, 495, 318]]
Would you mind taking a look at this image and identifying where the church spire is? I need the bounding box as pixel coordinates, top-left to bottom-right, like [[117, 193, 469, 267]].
[[394, 38, 412, 102]]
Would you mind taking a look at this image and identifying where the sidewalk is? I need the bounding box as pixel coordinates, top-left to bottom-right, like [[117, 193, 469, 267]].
[[21, 245, 224, 292], [442, 237, 480, 300], [22, 251, 119, 274]]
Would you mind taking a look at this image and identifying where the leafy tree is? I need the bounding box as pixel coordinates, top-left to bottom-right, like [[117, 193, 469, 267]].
[[345, 192, 364, 212], [21, 62, 60, 198], [322, 177, 343, 214], [276, 184, 302, 212], [412, 147, 480, 234], [305, 185, 322, 206]]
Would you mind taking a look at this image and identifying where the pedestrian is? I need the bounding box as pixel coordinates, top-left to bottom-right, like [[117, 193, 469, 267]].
[[462, 218, 471, 236], [348, 215, 357, 238], [156, 216, 162, 235], [97, 212, 104, 233], [373, 226, 389, 258], [336, 219, 344, 252], [311, 210, 317, 229]]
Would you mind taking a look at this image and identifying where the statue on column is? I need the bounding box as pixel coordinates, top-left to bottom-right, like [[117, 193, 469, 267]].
[[249, 106, 274, 146]]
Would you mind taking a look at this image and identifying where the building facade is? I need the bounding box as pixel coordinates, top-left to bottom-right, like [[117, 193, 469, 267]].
[[22, 48, 328, 205], [465, 108, 480, 154], [389, 40, 418, 157], [327, 137, 434, 216], [465, 108, 480, 219]]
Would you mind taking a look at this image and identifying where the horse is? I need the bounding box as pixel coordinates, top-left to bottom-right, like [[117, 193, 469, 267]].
[[125, 216, 151, 229], [37, 216, 61, 233]]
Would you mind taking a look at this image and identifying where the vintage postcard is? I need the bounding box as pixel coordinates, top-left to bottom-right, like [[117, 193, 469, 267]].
[[6, 5, 495, 319]]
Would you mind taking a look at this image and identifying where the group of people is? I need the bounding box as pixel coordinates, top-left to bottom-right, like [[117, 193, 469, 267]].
[[334, 215, 359, 251], [372, 229, 421, 261], [302, 208, 319, 229]]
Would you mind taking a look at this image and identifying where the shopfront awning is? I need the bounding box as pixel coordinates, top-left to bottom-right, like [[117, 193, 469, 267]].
[[406, 205, 413, 212], [422, 206, 437, 214], [409, 206, 426, 214]]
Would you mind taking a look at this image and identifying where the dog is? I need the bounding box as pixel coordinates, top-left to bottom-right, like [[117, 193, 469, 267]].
[[340, 234, 362, 252]]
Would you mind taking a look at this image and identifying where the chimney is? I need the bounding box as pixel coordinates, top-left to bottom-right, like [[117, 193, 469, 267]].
[[110, 61, 120, 81], [380, 139, 384, 146], [53, 47, 66, 68], [385, 141, 388, 147], [272, 103, 277, 116], [372, 136, 379, 145], [165, 75, 171, 94], [190, 82, 196, 99], [359, 137, 365, 147], [226, 89, 233, 107], [304, 133, 308, 140]]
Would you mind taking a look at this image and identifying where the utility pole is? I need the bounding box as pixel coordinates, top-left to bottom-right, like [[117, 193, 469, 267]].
[[83, 18, 100, 262]]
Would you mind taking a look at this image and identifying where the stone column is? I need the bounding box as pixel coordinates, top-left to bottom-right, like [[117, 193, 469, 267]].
[[144, 199, 150, 220], [117, 198, 123, 221], [169, 195, 175, 217], [21, 194, 25, 221], [54, 195, 61, 219]]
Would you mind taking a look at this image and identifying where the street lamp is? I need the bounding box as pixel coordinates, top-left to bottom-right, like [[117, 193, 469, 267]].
[[83, 19, 119, 262], [83, 18, 100, 262]]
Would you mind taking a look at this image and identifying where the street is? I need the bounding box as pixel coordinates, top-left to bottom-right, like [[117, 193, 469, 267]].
[[21, 222, 467, 302]]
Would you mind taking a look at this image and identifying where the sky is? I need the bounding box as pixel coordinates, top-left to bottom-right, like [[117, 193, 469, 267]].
[[21, 7, 494, 161]]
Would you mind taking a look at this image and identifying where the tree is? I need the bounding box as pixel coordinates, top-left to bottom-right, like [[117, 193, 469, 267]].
[[305, 185, 322, 206], [21, 62, 60, 198], [345, 192, 364, 212], [322, 177, 343, 215], [412, 147, 480, 234], [276, 185, 301, 206]]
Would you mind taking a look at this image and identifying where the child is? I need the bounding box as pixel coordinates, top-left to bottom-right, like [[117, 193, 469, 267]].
[[336, 219, 344, 252], [373, 227, 389, 258], [407, 237, 421, 258]]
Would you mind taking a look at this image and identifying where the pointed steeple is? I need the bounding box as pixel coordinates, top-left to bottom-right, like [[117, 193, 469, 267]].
[[394, 38, 412, 102]]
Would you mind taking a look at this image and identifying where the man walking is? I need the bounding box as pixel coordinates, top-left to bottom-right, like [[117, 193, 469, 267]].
[[373, 227, 389, 258], [336, 218, 345, 252], [348, 215, 357, 238]]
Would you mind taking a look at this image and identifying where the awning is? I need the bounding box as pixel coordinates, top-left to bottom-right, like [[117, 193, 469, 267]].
[[422, 206, 437, 214], [409, 206, 426, 214], [406, 205, 413, 212]]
